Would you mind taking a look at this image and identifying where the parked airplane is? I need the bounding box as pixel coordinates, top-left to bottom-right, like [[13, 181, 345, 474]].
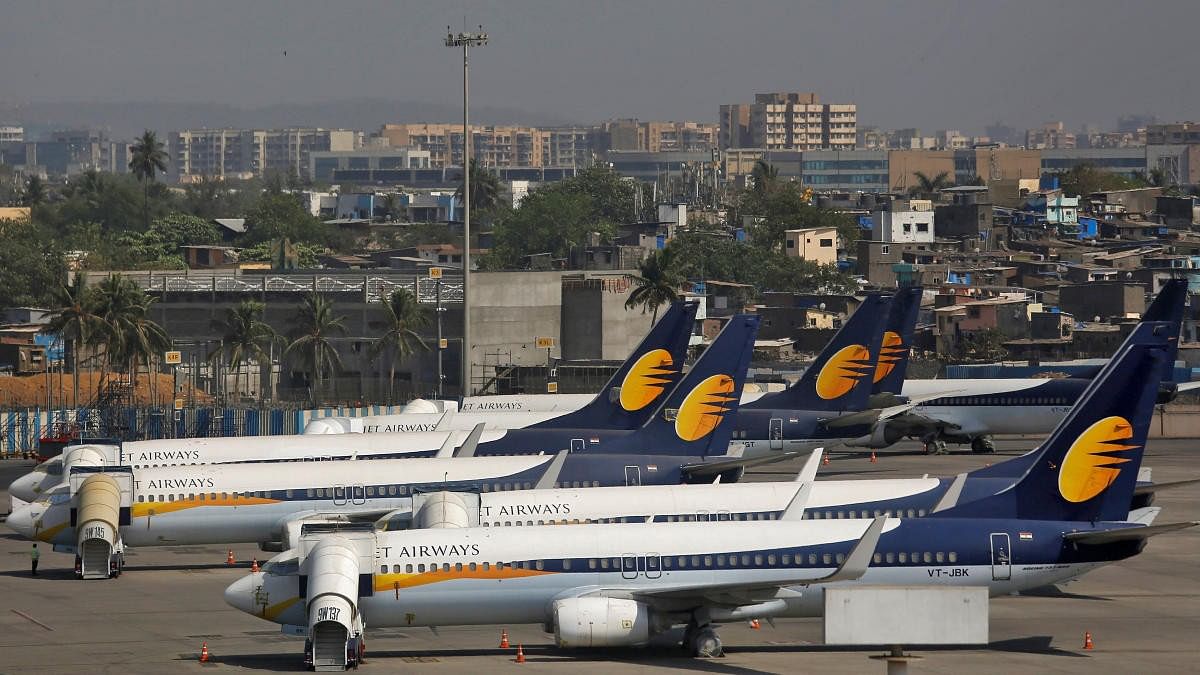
[[16, 323, 1191, 578], [225, 322, 1194, 661], [856, 278, 1192, 453], [7, 314, 758, 504], [305, 300, 699, 434]]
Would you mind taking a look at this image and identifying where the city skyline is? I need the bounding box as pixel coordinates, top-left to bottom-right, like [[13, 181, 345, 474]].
[[1, 1, 1195, 137]]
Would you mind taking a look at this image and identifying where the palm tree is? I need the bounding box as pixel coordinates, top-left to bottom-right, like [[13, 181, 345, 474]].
[[87, 274, 170, 399], [128, 129, 168, 230], [285, 293, 347, 404], [209, 300, 279, 402], [750, 160, 779, 196], [44, 275, 99, 409], [380, 193, 403, 222], [909, 171, 952, 198], [370, 288, 431, 401], [625, 248, 683, 323], [23, 175, 47, 207], [454, 159, 502, 215]]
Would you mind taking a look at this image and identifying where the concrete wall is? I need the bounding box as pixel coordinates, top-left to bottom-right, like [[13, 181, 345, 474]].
[[560, 276, 651, 361]]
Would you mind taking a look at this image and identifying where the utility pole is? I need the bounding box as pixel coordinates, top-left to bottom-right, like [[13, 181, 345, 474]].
[[445, 25, 488, 396]]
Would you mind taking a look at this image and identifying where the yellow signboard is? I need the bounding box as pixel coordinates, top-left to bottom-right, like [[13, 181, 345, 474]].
[[164, 351, 182, 365], [535, 337, 556, 349], [174, 398, 185, 410], [546, 381, 558, 393], [429, 267, 443, 279], [439, 338, 449, 349]]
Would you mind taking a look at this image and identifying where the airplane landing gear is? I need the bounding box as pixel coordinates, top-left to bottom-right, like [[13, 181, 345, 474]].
[[971, 436, 996, 454], [924, 440, 948, 455], [683, 621, 723, 658]]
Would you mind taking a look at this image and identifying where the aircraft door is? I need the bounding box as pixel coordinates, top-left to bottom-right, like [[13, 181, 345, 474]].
[[769, 418, 784, 450], [332, 485, 347, 506], [644, 554, 661, 579], [351, 485, 366, 505], [989, 532, 1011, 581], [570, 438, 585, 453], [621, 554, 639, 580], [624, 465, 641, 486]]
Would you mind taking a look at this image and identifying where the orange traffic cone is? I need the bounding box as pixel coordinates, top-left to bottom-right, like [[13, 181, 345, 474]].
[[200, 641, 210, 662], [226, 549, 235, 566], [822, 454, 830, 466], [515, 644, 526, 664], [499, 628, 510, 648], [870, 452, 877, 464], [749, 619, 761, 630], [1083, 631, 1094, 650], [251, 558, 259, 573]]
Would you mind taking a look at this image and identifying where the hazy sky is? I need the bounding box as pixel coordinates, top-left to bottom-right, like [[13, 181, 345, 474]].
[[2, 0, 1196, 133]]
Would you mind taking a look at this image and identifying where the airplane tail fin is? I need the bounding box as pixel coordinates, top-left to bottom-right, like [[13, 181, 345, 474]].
[[1143, 277, 1187, 365], [610, 314, 759, 457], [872, 286, 922, 396], [945, 322, 1173, 522], [744, 294, 891, 412], [534, 300, 698, 430]]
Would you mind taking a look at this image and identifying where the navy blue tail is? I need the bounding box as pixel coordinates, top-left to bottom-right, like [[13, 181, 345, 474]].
[[1144, 278, 1186, 365], [533, 300, 698, 430], [872, 286, 922, 396], [606, 314, 760, 457], [744, 293, 890, 412], [944, 322, 1173, 522]]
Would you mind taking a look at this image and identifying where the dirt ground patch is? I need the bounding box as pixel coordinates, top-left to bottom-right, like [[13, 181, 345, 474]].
[[0, 371, 209, 408]]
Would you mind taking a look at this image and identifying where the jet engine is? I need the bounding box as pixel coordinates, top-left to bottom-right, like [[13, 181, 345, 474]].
[[844, 420, 906, 449], [552, 597, 654, 647]]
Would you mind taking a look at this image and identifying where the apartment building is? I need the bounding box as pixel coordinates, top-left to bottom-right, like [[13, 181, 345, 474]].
[[1146, 122, 1200, 145], [719, 104, 752, 149], [743, 92, 857, 151], [0, 125, 23, 143], [1025, 122, 1076, 150], [379, 123, 545, 169], [539, 126, 593, 168], [169, 128, 360, 181], [598, 119, 717, 153]]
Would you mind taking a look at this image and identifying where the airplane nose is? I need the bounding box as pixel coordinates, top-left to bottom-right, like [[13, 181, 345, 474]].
[[224, 572, 264, 614], [8, 472, 46, 503], [6, 503, 37, 538]]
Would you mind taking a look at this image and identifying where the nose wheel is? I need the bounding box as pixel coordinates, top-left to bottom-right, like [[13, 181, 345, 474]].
[[924, 440, 948, 455], [971, 436, 996, 454]]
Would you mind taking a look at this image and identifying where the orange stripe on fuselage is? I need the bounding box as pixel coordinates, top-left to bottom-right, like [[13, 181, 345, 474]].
[[374, 567, 552, 592], [130, 495, 279, 518]]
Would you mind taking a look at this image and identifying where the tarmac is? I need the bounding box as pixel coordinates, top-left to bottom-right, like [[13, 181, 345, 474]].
[[0, 437, 1196, 674]]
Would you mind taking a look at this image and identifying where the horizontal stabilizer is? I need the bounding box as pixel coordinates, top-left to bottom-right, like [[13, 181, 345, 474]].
[[454, 423, 487, 458], [1064, 521, 1198, 545], [1132, 477, 1200, 496]]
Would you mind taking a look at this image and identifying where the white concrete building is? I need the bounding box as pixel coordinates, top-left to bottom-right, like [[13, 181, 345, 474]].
[[874, 199, 935, 243]]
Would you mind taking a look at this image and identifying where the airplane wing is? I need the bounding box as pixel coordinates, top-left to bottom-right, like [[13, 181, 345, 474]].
[[819, 391, 962, 429], [1175, 381, 1200, 392], [680, 451, 809, 478], [779, 449, 823, 521], [1063, 521, 1198, 545], [571, 517, 887, 609]]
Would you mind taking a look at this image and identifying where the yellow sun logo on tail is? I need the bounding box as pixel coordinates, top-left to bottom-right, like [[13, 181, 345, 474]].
[[619, 349, 677, 411], [873, 331, 904, 383], [674, 374, 737, 442], [815, 344, 874, 400], [1058, 416, 1139, 503]]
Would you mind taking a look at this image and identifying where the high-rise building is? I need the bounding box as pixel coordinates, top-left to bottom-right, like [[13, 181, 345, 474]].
[[1025, 122, 1076, 150], [169, 128, 360, 181], [0, 125, 23, 143], [597, 120, 717, 154], [742, 92, 857, 151], [718, 104, 752, 150], [379, 123, 549, 169]]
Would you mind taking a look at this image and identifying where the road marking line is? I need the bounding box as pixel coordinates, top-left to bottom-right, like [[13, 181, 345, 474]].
[[11, 608, 54, 631]]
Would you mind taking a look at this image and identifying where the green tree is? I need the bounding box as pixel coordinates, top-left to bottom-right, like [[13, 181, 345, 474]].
[[87, 274, 171, 394], [1056, 163, 1145, 197], [284, 293, 347, 404], [625, 248, 683, 323], [0, 218, 67, 308], [485, 190, 616, 269], [750, 160, 780, 196], [909, 171, 953, 198], [369, 288, 431, 400], [454, 159, 502, 216], [380, 193, 403, 223], [44, 275, 100, 407], [129, 130, 168, 230], [736, 182, 857, 252], [55, 171, 144, 234], [209, 300, 279, 401], [554, 166, 638, 223], [117, 213, 223, 268], [22, 175, 47, 207], [240, 192, 332, 248]]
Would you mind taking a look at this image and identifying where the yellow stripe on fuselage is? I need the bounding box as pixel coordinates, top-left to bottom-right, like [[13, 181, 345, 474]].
[[374, 567, 552, 592], [130, 495, 279, 518], [35, 521, 70, 543]]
